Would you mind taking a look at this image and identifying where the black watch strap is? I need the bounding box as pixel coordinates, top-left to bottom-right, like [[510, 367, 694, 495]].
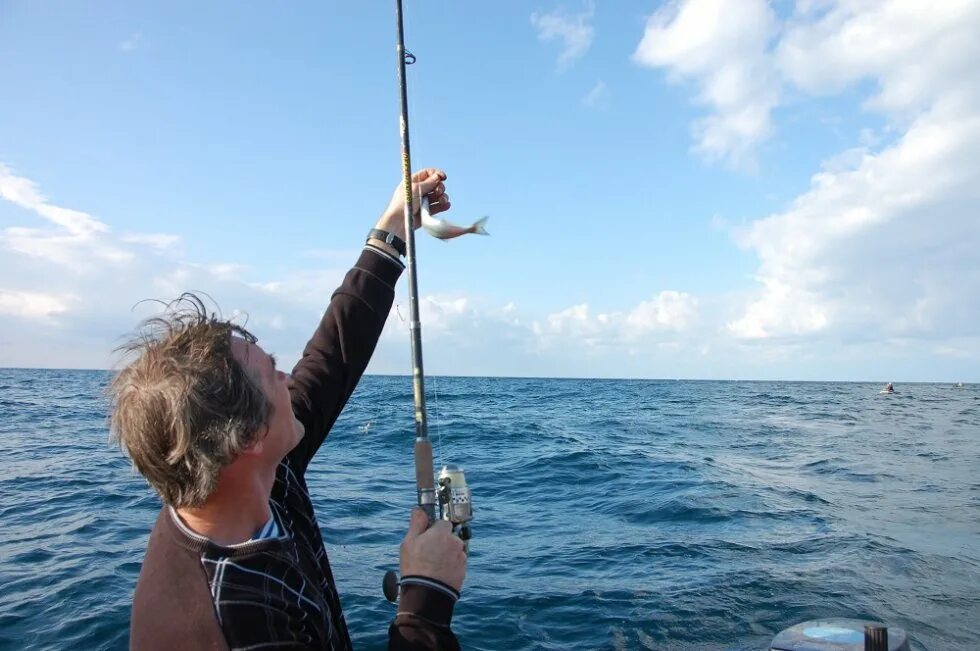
[[367, 228, 406, 257]]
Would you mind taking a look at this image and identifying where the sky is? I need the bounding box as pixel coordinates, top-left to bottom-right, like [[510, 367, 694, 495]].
[[1, 1, 978, 381]]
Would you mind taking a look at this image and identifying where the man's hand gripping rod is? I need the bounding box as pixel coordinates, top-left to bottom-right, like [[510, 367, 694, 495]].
[[382, 465, 473, 602]]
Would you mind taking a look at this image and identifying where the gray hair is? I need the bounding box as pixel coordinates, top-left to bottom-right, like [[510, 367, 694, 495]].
[[108, 294, 271, 507]]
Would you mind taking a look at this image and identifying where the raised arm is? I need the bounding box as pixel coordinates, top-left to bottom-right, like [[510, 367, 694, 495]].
[[286, 248, 402, 475], [287, 169, 450, 475]]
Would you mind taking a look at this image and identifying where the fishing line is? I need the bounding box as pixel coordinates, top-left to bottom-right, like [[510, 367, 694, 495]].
[[432, 373, 444, 471]]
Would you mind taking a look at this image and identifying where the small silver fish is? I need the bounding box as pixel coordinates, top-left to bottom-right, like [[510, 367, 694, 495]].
[[421, 196, 489, 240]]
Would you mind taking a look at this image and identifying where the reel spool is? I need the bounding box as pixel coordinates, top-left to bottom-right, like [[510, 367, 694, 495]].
[[437, 464, 473, 549]]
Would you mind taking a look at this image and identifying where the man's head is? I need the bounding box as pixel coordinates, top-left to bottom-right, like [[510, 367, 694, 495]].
[[109, 294, 303, 508]]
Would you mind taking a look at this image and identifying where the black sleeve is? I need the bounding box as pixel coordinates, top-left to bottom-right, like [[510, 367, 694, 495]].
[[388, 579, 461, 650], [286, 247, 404, 475]]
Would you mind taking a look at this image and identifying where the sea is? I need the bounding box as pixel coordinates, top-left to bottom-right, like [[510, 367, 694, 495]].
[[0, 369, 978, 650]]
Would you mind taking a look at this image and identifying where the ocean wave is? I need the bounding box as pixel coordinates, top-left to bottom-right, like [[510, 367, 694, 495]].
[[1, 372, 978, 650]]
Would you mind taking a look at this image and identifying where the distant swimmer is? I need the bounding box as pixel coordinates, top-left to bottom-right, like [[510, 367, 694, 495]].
[[880, 382, 895, 394]]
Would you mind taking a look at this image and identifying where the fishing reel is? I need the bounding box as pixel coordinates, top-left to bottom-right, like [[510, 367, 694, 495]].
[[437, 464, 473, 549], [383, 464, 473, 603]]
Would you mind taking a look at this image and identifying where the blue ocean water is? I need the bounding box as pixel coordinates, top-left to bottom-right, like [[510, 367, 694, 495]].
[[0, 369, 978, 650]]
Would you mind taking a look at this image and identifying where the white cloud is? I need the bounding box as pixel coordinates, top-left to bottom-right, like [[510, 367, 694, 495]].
[[531, 2, 595, 69], [932, 340, 980, 361], [629, 1, 980, 372], [0, 163, 132, 269], [367, 289, 706, 378], [121, 233, 180, 249], [776, 1, 980, 116], [582, 80, 608, 108], [634, 0, 980, 169], [0, 290, 78, 322], [728, 277, 828, 340], [120, 33, 142, 52], [0, 169, 706, 375], [626, 291, 699, 334], [0, 166, 47, 207], [248, 269, 346, 311], [0, 166, 108, 236], [2, 226, 133, 267], [386, 294, 507, 340], [535, 303, 605, 347], [208, 263, 249, 281], [533, 291, 700, 351], [633, 0, 779, 168], [731, 106, 980, 342], [0, 165, 362, 368], [725, 2, 980, 347], [420, 296, 472, 332]]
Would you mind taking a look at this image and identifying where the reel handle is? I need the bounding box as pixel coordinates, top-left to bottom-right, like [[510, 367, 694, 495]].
[[379, 522, 471, 603], [382, 569, 399, 603]]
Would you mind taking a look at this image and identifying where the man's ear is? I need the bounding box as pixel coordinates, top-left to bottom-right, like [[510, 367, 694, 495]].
[[240, 426, 268, 457]]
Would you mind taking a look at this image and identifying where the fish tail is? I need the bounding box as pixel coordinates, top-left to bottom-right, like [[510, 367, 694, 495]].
[[469, 216, 490, 235]]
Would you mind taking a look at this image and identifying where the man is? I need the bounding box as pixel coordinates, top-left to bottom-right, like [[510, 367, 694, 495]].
[[109, 169, 467, 650]]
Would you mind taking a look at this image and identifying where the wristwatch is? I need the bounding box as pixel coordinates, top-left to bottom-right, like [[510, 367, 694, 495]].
[[367, 229, 406, 257]]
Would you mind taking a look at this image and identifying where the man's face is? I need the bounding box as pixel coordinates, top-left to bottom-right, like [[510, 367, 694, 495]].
[[230, 337, 305, 461]]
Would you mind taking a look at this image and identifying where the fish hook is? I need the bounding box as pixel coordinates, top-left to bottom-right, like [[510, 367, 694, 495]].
[[403, 50, 416, 65]]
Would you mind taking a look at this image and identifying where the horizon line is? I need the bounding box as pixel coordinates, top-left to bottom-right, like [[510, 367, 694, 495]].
[[0, 366, 973, 385]]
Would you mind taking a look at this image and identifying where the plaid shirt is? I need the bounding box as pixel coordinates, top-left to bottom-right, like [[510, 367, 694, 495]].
[[174, 457, 352, 649]]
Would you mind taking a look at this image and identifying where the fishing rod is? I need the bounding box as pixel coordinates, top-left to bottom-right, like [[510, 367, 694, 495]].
[[384, 0, 472, 603]]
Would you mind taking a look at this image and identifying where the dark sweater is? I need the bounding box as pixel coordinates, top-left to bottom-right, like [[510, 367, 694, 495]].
[[129, 247, 461, 650]]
